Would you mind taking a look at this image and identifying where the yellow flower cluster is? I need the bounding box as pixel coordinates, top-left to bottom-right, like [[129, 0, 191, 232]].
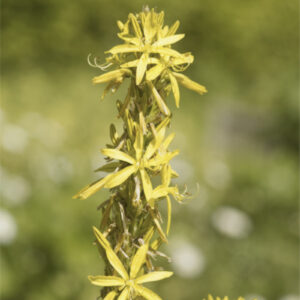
[[75, 7, 206, 300]]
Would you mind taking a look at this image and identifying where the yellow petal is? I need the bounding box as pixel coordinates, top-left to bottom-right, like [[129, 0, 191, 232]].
[[135, 271, 173, 284], [149, 82, 170, 116], [93, 227, 129, 280], [101, 149, 136, 165], [152, 34, 185, 47], [169, 72, 180, 107], [143, 12, 156, 42], [104, 165, 138, 188], [129, 13, 143, 38], [152, 46, 183, 58], [146, 63, 165, 81], [173, 72, 207, 95], [107, 44, 140, 54], [166, 195, 172, 235], [117, 287, 130, 300], [168, 20, 180, 35], [134, 284, 162, 300], [73, 177, 108, 200], [130, 243, 148, 279], [104, 290, 118, 300], [93, 69, 129, 84], [121, 59, 140, 68], [133, 123, 144, 161], [148, 150, 179, 167], [139, 168, 153, 201], [88, 275, 124, 287], [161, 133, 175, 151], [144, 127, 166, 160], [136, 53, 148, 85], [152, 215, 168, 243]]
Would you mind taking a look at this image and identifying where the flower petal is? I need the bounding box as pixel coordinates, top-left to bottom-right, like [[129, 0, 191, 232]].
[[152, 34, 185, 47], [93, 69, 129, 84], [136, 53, 148, 85], [104, 165, 138, 188], [166, 195, 172, 235], [73, 176, 108, 200], [93, 227, 129, 280], [117, 287, 130, 300], [173, 72, 207, 95], [130, 243, 149, 279], [129, 13, 143, 38], [139, 168, 153, 201], [101, 149, 136, 164], [169, 72, 180, 107], [146, 63, 165, 81], [88, 275, 125, 287], [134, 284, 162, 300], [107, 44, 140, 54], [168, 20, 180, 35], [149, 82, 170, 116], [152, 46, 183, 58], [135, 271, 173, 284], [104, 290, 118, 300]]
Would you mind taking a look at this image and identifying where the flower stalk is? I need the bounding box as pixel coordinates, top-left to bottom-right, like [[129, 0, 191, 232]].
[[74, 7, 206, 300]]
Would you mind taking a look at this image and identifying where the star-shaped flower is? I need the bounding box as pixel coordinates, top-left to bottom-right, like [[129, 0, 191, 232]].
[[89, 226, 173, 300]]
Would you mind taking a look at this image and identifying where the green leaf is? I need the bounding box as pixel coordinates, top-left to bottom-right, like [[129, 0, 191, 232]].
[[101, 148, 136, 164], [130, 244, 148, 279], [135, 271, 173, 284], [94, 162, 120, 173], [88, 275, 124, 287]]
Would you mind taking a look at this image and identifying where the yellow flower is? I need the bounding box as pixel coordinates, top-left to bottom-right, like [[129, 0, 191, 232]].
[[203, 295, 252, 300], [73, 119, 178, 200], [89, 226, 173, 300]]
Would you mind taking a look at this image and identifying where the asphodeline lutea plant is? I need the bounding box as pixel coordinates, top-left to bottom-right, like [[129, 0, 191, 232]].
[[74, 7, 207, 300]]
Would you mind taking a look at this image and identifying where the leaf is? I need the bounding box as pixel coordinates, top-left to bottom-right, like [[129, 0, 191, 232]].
[[94, 162, 120, 173], [146, 63, 165, 81], [104, 165, 138, 188], [134, 284, 162, 300], [173, 72, 207, 95], [101, 149, 136, 164], [139, 169, 153, 201], [93, 69, 129, 84], [107, 44, 140, 54], [130, 244, 148, 279], [135, 271, 173, 284], [117, 287, 130, 300], [152, 34, 185, 47], [136, 53, 148, 85], [104, 290, 118, 300], [73, 177, 108, 200], [169, 72, 180, 107], [92, 227, 129, 280], [149, 82, 170, 116], [88, 275, 124, 287]]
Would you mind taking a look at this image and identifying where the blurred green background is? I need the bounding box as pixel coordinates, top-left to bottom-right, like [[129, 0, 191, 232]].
[[1, 0, 299, 299]]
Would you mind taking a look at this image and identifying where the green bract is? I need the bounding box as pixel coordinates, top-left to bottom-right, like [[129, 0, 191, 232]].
[[75, 7, 207, 299]]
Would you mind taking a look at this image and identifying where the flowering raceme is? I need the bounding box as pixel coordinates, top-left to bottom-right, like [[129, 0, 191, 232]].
[[74, 7, 207, 300]]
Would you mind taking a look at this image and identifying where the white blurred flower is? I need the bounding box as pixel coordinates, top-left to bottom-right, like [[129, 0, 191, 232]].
[[171, 157, 194, 184], [170, 239, 205, 278], [1, 124, 29, 154], [20, 112, 65, 148], [279, 295, 300, 300], [211, 206, 252, 239], [0, 210, 17, 245], [204, 160, 231, 189], [0, 173, 31, 205]]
